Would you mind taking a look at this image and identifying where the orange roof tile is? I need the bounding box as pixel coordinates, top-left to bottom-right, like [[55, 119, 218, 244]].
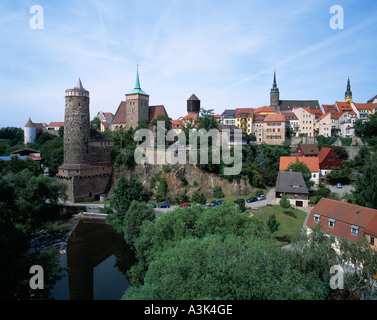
[[263, 113, 286, 122], [254, 106, 275, 114], [48, 122, 64, 128], [279, 156, 319, 172]]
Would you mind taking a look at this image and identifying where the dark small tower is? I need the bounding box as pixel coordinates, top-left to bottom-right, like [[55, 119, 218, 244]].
[[187, 94, 201, 115], [345, 77, 352, 103], [64, 79, 91, 164], [270, 71, 280, 112]]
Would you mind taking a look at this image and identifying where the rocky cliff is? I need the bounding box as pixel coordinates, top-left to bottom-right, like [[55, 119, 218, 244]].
[[110, 163, 253, 199]]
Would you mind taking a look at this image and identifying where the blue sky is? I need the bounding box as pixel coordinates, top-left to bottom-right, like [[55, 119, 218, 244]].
[[1, 0, 377, 128]]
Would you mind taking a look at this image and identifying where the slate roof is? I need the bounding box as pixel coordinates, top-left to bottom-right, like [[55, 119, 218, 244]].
[[279, 100, 320, 112], [367, 95, 377, 104], [111, 101, 127, 124], [296, 144, 319, 156], [221, 109, 237, 118], [275, 171, 309, 194], [148, 105, 169, 123]]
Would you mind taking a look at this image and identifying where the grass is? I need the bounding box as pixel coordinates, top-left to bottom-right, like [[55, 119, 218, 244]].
[[250, 205, 307, 246]]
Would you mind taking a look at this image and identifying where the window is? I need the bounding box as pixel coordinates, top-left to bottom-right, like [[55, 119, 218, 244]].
[[328, 218, 336, 228], [314, 214, 320, 223], [351, 225, 359, 236], [370, 237, 375, 246]]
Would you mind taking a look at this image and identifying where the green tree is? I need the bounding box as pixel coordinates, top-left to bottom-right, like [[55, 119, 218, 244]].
[[124, 234, 327, 300], [213, 186, 224, 198], [286, 160, 314, 189], [123, 200, 155, 248], [156, 177, 168, 201], [279, 194, 291, 209], [352, 158, 377, 209], [91, 116, 101, 129], [108, 175, 153, 232], [267, 214, 280, 234], [191, 191, 207, 205]]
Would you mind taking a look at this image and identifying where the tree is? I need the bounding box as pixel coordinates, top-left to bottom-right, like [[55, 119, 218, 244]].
[[156, 177, 168, 201], [123, 200, 155, 248], [279, 194, 291, 209], [108, 175, 153, 232], [191, 191, 206, 205], [213, 186, 224, 198], [91, 116, 101, 129], [267, 214, 280, 234], [352, 158, 377, 209], [286, 160, 314, 189], [124, 234, 327, 300]]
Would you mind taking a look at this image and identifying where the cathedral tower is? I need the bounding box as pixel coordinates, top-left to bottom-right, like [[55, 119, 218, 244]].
[[125, 68, 150, 129], [64, 79, 91, 164], [345, 77, 352, 103], [187, 94, 201, 115], [270, 71, 280, 112]]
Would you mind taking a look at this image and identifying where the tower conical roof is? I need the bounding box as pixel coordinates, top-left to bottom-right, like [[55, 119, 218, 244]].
[[75, 78, 84, 90], [271, 70, 279, 92], [126, 68, 149, 96], [188, 94, 199, 100], [25, 118, 34, 127]]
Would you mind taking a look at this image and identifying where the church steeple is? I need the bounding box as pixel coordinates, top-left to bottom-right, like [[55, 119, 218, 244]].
[[127, 66, 149, 96], [345, 77, 352, 103], [270, 70, 280, 111]]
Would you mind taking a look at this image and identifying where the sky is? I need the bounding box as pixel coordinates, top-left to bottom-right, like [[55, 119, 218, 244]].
[[1, 0, 377, 128]]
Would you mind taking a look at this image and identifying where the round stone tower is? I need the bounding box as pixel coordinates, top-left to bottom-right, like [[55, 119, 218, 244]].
[[187, 94, 200, 115], [64, 79, 90, 164]]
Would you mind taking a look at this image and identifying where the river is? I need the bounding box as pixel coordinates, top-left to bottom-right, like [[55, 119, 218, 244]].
[[50, 218, 135, 300]]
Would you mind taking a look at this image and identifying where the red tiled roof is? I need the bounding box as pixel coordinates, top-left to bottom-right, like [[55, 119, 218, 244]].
[[279, 156, 319, 172], [236, 108, 254, 118], [149, 105, 169, 123], [254, 106, 275, 114], [318, 147, 331, 163], [48, 122, 64, 128], [263, 113, 286, 122], [307, 198, 377, 241], [111, 101, 127, 124], [353, 103, 377, 111]]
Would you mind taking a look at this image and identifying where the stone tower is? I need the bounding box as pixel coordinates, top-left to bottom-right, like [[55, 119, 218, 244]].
[[64, 79, 91, 164], [345, 77, 352, 103], [125, 68, 150, 129], [270, 71, 280, 112], [187, 94, 201, 115]]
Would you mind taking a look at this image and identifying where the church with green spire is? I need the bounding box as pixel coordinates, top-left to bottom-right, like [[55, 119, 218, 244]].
[[110, 67, 169, 131], [345, 77, 353, 103]]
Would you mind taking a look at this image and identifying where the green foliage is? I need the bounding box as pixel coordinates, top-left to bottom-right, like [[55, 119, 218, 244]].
[[279, 194, 291, 209], [316, 135, 337, 149], [213, 186, 224, 198], [355, 113, 377, 146], [331, 146, 348, 161], [325, 167, 351, 185], [0, 127, 24, 148], [352, 157, 377, 209], [39, 137, 64, 176], [156, 178, 168, 202], [124, 234, 327, 300], [286, 160, 314, 189], [91, 116, 101, 129], [123, 200, 155, 248], [108, 176, 153, 232], [311, 184, 339, 204], [267, 214, 280, 234], [191, 191, 206, 205]]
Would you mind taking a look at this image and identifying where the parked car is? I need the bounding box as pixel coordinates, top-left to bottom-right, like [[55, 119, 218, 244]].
[[212, 201, 219, 206], [246, 197, 258, 203], [205, 202, 213, 207], [336, 183, 342, 189], [158, 202, 170, 208], [257, 195, 266, 201], [217, 200, 225, 205], [179, 202, 191, 207], [147, 203, 156, 208]]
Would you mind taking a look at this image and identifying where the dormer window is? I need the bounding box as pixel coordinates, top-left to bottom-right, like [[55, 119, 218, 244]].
[[351, 225, 359, 236], [314, 214, 320, 223], [328, 218, 336, 228]]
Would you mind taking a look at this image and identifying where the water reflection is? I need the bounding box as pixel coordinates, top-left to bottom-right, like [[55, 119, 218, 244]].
[[53, 219, 135, 300]]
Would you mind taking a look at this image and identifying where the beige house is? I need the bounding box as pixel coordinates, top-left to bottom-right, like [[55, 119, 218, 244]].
[[262, 113, 286, 145], [315, 113, 332, 137], [292, 107, 314, 137]]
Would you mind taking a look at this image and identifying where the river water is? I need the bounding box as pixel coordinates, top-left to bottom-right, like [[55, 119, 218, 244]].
[[50, 218, 135, 300]]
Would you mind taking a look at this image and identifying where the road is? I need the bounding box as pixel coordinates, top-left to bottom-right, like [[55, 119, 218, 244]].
[[327, 184, 354, 197]]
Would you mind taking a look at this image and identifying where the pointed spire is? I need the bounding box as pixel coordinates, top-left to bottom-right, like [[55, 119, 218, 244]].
[[271, 70, 279, 92], [134, 67, 141, 90], [345, 76, 352, 102], [76, 78, 84, 90]]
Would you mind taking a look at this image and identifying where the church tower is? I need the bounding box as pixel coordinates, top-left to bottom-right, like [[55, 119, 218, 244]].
[[125, 67, 150, 129], [64, 79, 91, 164], [345, 77, 352, 103], [270, 71, 280, 112]]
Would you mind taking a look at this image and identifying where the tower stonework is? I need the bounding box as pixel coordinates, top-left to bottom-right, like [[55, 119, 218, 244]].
[[270, 71, 280, 112], [64, 79, 91, 164], [57, 79, 114, 203]]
